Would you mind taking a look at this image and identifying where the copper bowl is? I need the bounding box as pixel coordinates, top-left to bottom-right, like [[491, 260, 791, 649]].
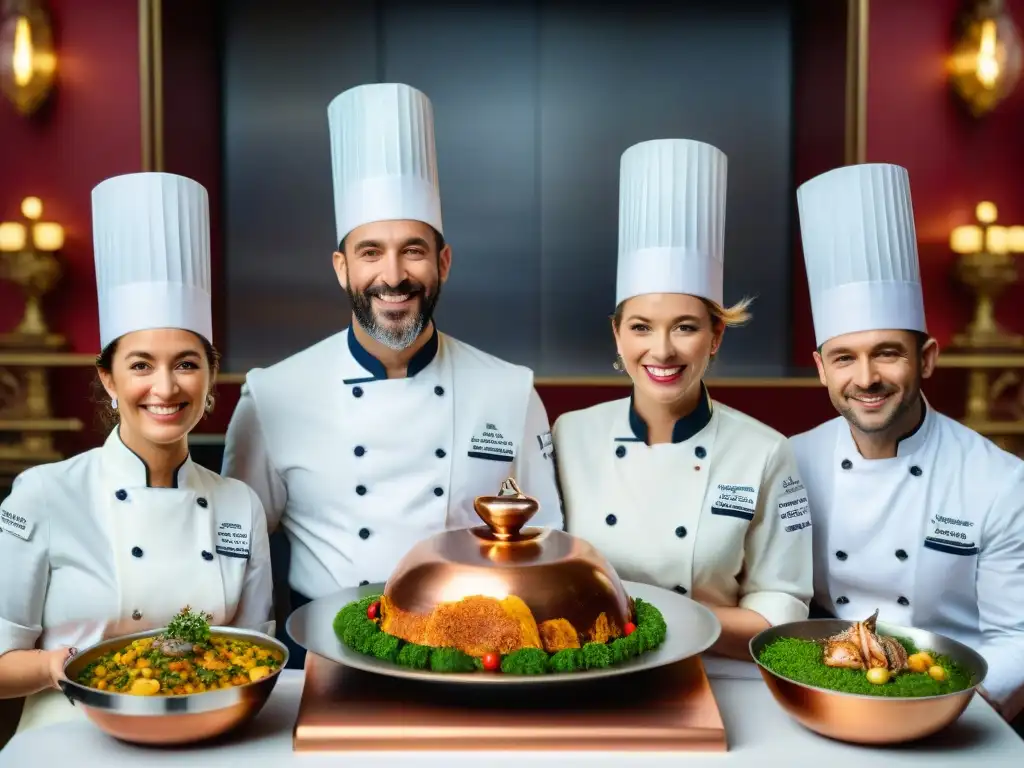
[[59, 626, 288, 745], [750, 618, 987, 745], [382, 478, 633, 640]]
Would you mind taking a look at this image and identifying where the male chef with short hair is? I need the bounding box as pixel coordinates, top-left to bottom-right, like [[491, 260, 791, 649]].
[[790, 162, 1024, 725], [222, 83, 564, 667]]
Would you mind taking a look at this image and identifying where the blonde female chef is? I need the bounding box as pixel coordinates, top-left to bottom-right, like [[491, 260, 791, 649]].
[[552, 139, 814, 660], [0, 172, 274, 733]]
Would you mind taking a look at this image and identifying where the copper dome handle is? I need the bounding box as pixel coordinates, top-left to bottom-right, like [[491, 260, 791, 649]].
[[473, 477, 539, 541]]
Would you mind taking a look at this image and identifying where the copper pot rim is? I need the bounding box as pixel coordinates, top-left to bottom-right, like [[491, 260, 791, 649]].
[[60, 625, 289, 714], [749, 618, 988, 704]]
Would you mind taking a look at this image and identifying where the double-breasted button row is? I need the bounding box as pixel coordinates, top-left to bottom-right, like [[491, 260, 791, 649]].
[[835, 550, 908, 562], [839, 459, 923, 476], [354, 483, 443, 496], [614, 445, 708, 459], [115, 490, 207, 509], [359, 528, 371, 540], [133, 545, 215, 562], [674, 585, 688, 595], [835, 594, 909, 607]]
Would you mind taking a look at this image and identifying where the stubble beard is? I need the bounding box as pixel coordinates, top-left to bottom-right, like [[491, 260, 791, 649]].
[[835, 370, 922, 437]]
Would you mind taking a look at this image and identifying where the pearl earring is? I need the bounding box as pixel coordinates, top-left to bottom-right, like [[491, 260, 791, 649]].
[[111, 398, 118, 410], [612, 355, 625, 372], [205, 394, 214, 412]]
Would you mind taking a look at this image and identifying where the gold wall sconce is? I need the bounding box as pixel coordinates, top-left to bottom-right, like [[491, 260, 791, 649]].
[[0, 0, 56, 116], [0, 196, 65, 348], [949, 200, 1024, 349], [948, 0, 1023, 117]]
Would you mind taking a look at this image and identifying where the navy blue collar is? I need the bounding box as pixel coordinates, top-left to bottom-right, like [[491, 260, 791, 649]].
[[346, 324, 439, 381], [108, 426, 190, 489], [628, 383, 714, 445]]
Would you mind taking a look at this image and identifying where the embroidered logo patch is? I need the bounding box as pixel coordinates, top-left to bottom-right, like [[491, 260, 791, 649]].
[[0, 508, 33, 541], [923, 514, 978, 556], [777, 478, 811, 532], [216, 521, 251, 559], [537, 431, 554, 460], [710, 483, 756, 521], [468, 422, 516, 463]]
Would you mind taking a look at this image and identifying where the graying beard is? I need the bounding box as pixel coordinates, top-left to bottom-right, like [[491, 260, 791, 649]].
[[364, 314, 425, 351]]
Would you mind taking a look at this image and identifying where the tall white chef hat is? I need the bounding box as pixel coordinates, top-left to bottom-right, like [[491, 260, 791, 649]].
[[616, 139, 728, 307], [92, 172, 212, 350], [797, 163, 926, 348], [327, 82, 443, 245]]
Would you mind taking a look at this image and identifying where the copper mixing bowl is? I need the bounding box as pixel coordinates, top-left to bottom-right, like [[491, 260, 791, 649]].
[[383, 478, 633, 634], [750, 618, 987, 745], [59, 625, 288, 745]]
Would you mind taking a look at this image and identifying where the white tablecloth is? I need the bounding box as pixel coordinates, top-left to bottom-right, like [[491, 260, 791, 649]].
[[2, 658, 1022, 767]]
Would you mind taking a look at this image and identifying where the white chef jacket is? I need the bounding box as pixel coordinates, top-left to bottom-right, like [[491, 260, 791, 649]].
[[0, 427, 274, 731], [552, 387, 813, 627], [221, 325, 564, 600], [790, 401, 1024, 720]]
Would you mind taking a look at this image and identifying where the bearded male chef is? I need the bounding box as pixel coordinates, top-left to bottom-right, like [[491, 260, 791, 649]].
[[790, 162, 1024, 725], [222, 83, 564, 667]]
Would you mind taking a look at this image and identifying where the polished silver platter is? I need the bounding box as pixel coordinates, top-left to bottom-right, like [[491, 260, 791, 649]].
[[286, 580, 721, 685]]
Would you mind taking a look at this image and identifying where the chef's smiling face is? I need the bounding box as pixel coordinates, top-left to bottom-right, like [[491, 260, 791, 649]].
[[612, 293, 723, 409], [814, 329, 938, 436], [334, 219, 452, 351], [97, 328, 213, 446]]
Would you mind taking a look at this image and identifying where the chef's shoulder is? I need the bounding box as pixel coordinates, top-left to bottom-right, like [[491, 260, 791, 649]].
[[442, 334, 534, 380], [714, 400, 795, 458], [552, 399, 624, 446], [934, 411, 1024, 500], [787, 416, 842, 469], [238, 331, 345, 408], [0, 449, 98, 541]]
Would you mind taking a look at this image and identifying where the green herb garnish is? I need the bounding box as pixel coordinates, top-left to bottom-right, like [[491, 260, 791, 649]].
[[165, 605, 213, 645], [333, 594, 667, 675], [757, 637, 974, 697]]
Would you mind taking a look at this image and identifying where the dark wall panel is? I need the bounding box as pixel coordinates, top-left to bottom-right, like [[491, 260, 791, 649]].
[[222, 0, 794, 376]]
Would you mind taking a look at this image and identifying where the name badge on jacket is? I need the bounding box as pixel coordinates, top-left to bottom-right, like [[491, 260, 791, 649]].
[[215, 502, 252, 560], [923, 514, 979, 557], [0, 507, 34, 541], [468, 421, 517, 463], [710, 483, 757, 521]]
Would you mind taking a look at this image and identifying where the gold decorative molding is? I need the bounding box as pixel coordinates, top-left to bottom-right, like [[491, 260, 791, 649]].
[[138, 0, 163, 171], [845, 0, 870, 164]]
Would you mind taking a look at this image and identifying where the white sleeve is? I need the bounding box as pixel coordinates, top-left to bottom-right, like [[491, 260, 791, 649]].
[[229, 486, 276, 637], [221, 380, 287, 533], [512, 387, 565, 531], [737, 440, 814, 627], [975, 465, 1024, 721], [0, 469, 50, 656]]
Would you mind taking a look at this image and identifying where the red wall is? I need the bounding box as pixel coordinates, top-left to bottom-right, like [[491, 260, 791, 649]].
[[0, 0, 141, 350], [790, 0, 1024, 355], [867, 0, 1024, 347]]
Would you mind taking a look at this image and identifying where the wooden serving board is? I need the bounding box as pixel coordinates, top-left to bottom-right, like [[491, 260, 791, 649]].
[[292, 651, 727, 752]]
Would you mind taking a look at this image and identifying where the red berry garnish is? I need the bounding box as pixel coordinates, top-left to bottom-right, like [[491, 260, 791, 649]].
[[624, 622, 636, 636], [367, 601, 380, 620], [482, 652, 500, 671]]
